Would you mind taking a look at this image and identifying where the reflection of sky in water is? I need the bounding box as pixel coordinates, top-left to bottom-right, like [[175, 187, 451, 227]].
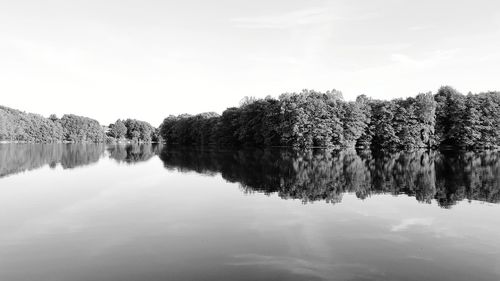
[[0, 154, 499, 281]]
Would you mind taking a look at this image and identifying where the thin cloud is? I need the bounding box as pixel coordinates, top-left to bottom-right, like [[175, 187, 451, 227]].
[[390, 49, 460, 68], [231, 7, 378, 29], [408, 25, 432, 31], [391, 218, 434, 232], [391, 217, 462, 238], [228, 254, 386, 280], [341, 42, 412, 51]]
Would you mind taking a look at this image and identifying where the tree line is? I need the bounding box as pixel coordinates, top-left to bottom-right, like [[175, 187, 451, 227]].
[[0, 105, 157, 143], [2, 85, 499, 148], [0, 106, 106, 143], [160, 86, 500, 149]]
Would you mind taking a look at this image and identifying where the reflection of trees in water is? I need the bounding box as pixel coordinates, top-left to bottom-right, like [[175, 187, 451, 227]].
[[59, 144, 105, 169], [2, 143, 498, 208], [107, 144, 161, 164], [435, 151, 500, 207], [0, 143, 161, 178], [0, 144, 105, 178], [160, 147, 500, 208]]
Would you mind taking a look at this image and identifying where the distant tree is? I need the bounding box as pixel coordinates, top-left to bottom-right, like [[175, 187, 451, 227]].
[[393, 98, 420, 149], [342, 97, 370, 147], [151, 128, 162, 143], [49, 114, 58, 122], [475, 92, 500, 148], [109, 119, 127, 139], [459, 95, 482, 148], [236, 99, 275, 146], [355, 95, 374, 148], [59, 114, 104, 142], [434, 86, 466, 147], [0, 110, 8, 140], [131, 130, 140, 142], [261, 97, 282, 146], [415, 93, 437, 147], [217, 108, 241, 146], [159, 115, 179, 144], [278, 89, 343, 147], [371, 101, 399, 149], [124, 119, 155, 142]]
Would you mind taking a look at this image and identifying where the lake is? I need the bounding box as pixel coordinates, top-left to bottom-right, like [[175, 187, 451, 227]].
[[0, 144, 499, 281]]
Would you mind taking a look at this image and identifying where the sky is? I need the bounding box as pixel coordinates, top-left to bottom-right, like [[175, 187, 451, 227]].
[[1, 0, 500, 126]]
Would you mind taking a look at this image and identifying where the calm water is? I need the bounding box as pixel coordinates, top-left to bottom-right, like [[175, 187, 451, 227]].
[[0, 144, 499, 281]]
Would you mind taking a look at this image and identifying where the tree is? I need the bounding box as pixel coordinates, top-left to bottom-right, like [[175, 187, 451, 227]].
[[278, 90, 343, 147], [371, 101, 399, 149], [131, 130, 140, 142], [355, 95, 374, 148], [393, 98, 420, 149], [434, 86, 466, 147], [415, 92, 437, 147], [124, 119, 155, 142], [342, 97, 370, 147], [217, 108, 241, 146], [459, 95, 482, 148], [0, 110, 8, 140], [59, 114, 104, 142], [475, 92, 500, 148], [49, 114, 58, 122], [109, 119, 127, 139], [152, 128, 162, 143], [159, 115, 179, 144]]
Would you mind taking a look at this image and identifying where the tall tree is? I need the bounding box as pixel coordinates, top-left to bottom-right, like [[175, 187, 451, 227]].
[[371, 101, 399, 149], [459, 95, 482, 148], [434, 86, 465, 147], [415, 92, 437, 147], [343, 97, 370, 147]]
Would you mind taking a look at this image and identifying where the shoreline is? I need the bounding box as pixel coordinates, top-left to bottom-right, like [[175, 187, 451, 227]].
[[1, 140, 498, 151], [0, 140, 162, 145]]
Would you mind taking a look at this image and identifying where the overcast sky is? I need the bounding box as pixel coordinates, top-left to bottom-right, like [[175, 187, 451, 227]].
[[1, 0, 500, 126]]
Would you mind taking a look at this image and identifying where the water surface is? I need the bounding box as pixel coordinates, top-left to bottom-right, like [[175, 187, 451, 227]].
[[0, 144, 499, 281]]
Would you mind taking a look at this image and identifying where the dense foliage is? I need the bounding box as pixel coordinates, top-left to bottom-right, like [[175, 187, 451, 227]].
[[107, 119, 159, 143], [0, 106, 104, 143], [59, 114, 105, 142], [434, 87, 500, 148], [160, 87, 500, 149], [0, 106, 64, 142], [0, 105, 158, 143], [2, 85, 499, 149]]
